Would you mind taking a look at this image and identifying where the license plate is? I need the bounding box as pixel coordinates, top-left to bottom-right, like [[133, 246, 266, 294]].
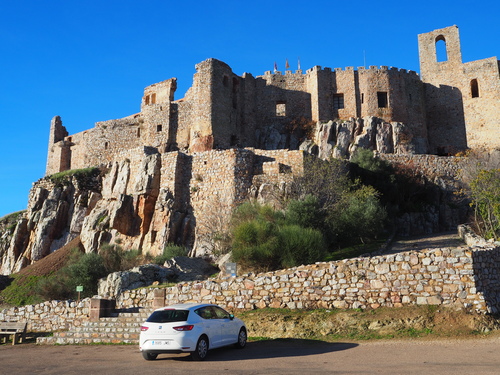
[[152, 340, 170, 345]]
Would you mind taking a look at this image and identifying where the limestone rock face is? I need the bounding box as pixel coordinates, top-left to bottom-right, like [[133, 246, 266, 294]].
[[97, 257, 218, 299], [97, 264, 176, 299], [306, 117, 426, 160]]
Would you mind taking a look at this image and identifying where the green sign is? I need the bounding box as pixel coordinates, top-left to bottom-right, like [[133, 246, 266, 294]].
[[76, 286, 84, 292]]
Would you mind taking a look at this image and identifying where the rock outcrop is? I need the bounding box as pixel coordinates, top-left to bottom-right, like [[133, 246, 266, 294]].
[[301, 117, 428, 160], [97, 257, 218, 299]]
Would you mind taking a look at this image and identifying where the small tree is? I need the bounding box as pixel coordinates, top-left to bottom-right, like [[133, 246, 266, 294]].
[[469, 169, 500, 240]]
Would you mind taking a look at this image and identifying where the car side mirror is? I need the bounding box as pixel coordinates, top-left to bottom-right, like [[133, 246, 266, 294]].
[[229, 314, 235, 320]]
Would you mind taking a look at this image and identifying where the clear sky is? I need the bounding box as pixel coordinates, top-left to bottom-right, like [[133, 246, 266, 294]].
[[1, 0, 499, 218]]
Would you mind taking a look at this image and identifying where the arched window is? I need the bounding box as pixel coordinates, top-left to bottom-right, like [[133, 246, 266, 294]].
[[471, 79, 479, 98], [435, 35, 448, 62]]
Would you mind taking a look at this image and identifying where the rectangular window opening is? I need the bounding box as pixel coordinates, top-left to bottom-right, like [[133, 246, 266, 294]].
[[333, 94, 345, 110], [276, 101, 286, 117], [377, 92, 388, 108], [157, 124, 163, 132]]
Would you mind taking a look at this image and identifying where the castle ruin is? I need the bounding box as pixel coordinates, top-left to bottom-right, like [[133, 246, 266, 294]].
[[46, 25, 500, 177]]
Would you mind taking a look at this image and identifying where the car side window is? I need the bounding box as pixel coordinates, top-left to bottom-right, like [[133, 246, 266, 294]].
[[195, 307, 215, 320], [213, 306, 230, 319]]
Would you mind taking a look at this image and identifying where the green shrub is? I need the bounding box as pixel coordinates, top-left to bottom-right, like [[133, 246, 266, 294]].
[[99, 244, 144, 272], [36, 250, 107, 300], [470, 169, 500, 240], [153, 243, 189, 264], [230, 201, 326, 272], [48, 167, 100, 186], [277, 225, 326, 268], [330, 185, 387, 245], [285, 195, 326, 231]]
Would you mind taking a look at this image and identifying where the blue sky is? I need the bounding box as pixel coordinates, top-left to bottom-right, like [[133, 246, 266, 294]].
[[1, 0, 499, 217]]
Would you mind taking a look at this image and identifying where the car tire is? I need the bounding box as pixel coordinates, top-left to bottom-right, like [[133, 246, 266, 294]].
[[191, 335, 209, 361], [142, 351, 158, 361], [235, 327, 247, 349]]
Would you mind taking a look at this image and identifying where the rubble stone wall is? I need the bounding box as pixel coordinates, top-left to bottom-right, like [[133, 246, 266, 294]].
[[3, 242, 499, 333], [114, 244, 500, 314]]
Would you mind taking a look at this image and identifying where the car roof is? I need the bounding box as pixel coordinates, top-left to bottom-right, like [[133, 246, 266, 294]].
[[153, 303, 219, 311]]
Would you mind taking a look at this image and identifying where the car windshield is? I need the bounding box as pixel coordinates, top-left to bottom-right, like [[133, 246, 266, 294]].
[[146, 309, 189, 323]]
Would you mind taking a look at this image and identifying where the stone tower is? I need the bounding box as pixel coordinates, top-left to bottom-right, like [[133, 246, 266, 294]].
[[419, 25, 500, 154]]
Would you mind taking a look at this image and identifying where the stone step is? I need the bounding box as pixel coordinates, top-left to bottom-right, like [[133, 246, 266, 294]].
[[37, 336, 139, 345]]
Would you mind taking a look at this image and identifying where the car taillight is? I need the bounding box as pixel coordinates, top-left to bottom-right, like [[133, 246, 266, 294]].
[[140, 326, 149, 331], [173, 325, 194, 331]]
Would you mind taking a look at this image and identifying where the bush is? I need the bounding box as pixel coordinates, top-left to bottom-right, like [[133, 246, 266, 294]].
[[330, 185, 387, 246], [285, 195, 326, 231], [230, 201, 326, 272], [153, 243, 189, 265], [277, 225, 326, 268], [37, 251, 108, 300], [48, 167, 100, 186], [99, 244, 143, 272], [469, 169, 500, 240]]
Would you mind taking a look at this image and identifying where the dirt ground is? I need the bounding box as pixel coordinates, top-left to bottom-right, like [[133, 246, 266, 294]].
[[2, 336, 500, 374], [385, 231, 465, 254]]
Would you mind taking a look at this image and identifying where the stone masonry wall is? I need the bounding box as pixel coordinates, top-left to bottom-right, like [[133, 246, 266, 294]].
[[2, 242, 499, 332], [418, 25, 500, 153], [113, 245, 499, 314]]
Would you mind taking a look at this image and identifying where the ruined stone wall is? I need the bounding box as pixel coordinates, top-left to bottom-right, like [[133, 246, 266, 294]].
[[379, 153, 464, 180], [418, 25, 500, 154], [141, 78, 176, 151], [254, 70, 310, 149]]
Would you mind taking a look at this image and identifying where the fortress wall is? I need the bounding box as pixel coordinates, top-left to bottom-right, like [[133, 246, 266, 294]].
[[359, 66, 393, 119], [240, 73, 258, 147], [256, 71, 310, 133], [331, 67, 358, 120], [141, 103, 172, 150], [461, 57, 500, 149], [189, 149, 255, 240], [418, 25, 500, 154], [252, 149, 306, 177], [175, 100, 194, 150]]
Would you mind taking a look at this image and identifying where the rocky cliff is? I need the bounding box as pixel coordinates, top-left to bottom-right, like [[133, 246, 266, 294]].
[[0, 147, 302, 275], [0, 118, 470, 276]]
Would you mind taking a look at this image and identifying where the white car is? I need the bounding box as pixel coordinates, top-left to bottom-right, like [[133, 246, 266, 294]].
[[139, 303, 247, 361]]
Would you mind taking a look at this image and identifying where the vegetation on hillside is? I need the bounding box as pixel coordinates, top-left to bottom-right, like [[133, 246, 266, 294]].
[[469, 169, 500, 240], [48, 167, 101, 187], [230, 150, 392, 272]]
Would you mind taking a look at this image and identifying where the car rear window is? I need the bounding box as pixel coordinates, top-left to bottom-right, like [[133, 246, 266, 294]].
[[146, 309, 189, 323]]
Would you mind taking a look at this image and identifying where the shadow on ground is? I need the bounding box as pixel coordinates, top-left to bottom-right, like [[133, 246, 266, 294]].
[[385, 231, 464, 254], [154, 338, 358, 362]]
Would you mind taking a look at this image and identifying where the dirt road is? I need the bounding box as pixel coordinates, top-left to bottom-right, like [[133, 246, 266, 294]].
[[1, 337, 499, 374]]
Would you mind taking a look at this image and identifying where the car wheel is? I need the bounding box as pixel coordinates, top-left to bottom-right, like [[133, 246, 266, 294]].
[[235, 327, 247, 349], [142, 351, 158, 361], [191, 335, 209, 361]]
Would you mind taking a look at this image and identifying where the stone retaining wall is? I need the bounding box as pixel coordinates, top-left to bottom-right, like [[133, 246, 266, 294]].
[[2, 242, 499, 333], [115, 245, 499, 314]]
